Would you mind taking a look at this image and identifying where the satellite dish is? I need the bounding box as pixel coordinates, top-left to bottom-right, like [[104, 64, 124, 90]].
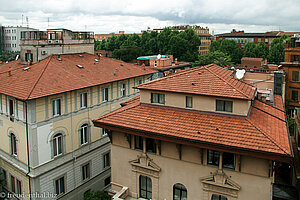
[[235, 69, 245, 79], [157, 54, 161, 59]]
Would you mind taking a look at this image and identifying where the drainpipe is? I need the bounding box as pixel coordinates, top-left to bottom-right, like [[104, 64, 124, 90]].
[[25, 101, 32, 200]]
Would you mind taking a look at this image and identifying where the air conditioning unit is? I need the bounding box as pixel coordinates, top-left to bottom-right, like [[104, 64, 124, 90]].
[[41, 50, 47, 55], [55, 40, 60, 44], [48, 40, 52, 44]]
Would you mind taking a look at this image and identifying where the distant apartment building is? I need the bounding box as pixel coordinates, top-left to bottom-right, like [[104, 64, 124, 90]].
[[0, 25, 3, 54], [20, 28, 94, 63], [94, 31, 142, 41], [282, 35, 300, 116], [216, 30, 282, 48], [93, 64, 293, 200], [0, 29, 157, 199], [1, 26, 38, 52]]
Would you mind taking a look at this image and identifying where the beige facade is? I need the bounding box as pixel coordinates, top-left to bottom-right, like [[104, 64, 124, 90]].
[[140, 90, 251, 116], [0, 73, 152, 199], [109, 131, 273, 200]]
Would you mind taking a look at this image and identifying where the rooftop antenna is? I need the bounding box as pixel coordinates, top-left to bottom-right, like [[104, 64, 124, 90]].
[[22, 14, 24, 26], [48, 17, 50, 28], [26, 16, 29, 28]]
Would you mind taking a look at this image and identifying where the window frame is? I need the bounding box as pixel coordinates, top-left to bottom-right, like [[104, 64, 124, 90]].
[[207, 150, 220, 167], [146, 138, 156, 154], [54, 176, 65, 195], [10, 133, 17, 156], [80, 92, 88, 108], [173, 183, 187, 200], [134, 135, 143, 151], [53, 133, 63, 157], [102, 87, 109, 102], [103, 152, 110, 169], [151, 93, 165, 105], [52, 98, 62, 117], [80, 123, 89, 145], [216, 100, 233, 113], [222, 152, 235, 170], [82, 163, 90, 181], [292, 71, 299, 82], [186, 96, 193, 108], [139, 175, 152, 199], [292, 90, 299, 102], [120, 83, 126, 97], [102, 128, 109, 137]]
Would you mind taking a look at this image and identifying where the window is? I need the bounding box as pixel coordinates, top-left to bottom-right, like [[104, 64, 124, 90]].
[[25, 53, 33, 62], [9, 99, 14, 116], [80, 92, 88, 108], [121, 83, 126, 97], [16, 179, 22, 194], [10, 133, 17, 156], [207, 150, 220, 166], [80, 124, 89, 145], [173, 183, 187, 200], [102, 87, 109, 102], [146, 138, 156, 154], [292, 90, 298, 101], [102, 128, 109, 136], [292, 71, 299, 81], [216, 100, 233, 113], [52, 98, 61, 116], [151, 93, 165, 104], [55, 177, 65, 195], [154, 60, 157, 67], [135, 135, 143, 150], [140, 175, 152, 199], [186, 96, 193, 108], [137, 79, 142, 85], [82, 163, 90, 181], [1, 168, 7, 187], [104, 176, 111, 186], [211, 194, 228, 200], [222, 152, 235, 169], [53, 134, 63, 157], [10, 175, 21, 194], [103, 152, 110, 168]]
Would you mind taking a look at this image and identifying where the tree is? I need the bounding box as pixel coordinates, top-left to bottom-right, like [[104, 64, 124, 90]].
[[112, 45, 143, 62], [268, 38, 285, 64], [0, 51, 20, 62], [209, 40, 242, 64], [255, 42, 269, 59], [83, 190, 110, 200], [197, 50, 233, 66], [244, 42, 256, 58]]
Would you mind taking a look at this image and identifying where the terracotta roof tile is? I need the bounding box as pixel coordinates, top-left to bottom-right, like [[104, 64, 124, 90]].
[[136, 64, 256, 100], [94, 98, 291, 158], [0, 53, 156, 100]]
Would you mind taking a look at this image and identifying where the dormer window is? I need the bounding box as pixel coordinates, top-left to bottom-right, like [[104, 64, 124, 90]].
[[216, 100, 233, 113], [186, 96, 193, 108], [151, 93, 165, 104]]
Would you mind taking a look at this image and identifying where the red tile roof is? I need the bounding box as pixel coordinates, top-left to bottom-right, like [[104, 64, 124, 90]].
[[93, 97, 292, 160], [241, 57, 264, 62], [136, 64, 256, 100], [0, 53, 156, 100]]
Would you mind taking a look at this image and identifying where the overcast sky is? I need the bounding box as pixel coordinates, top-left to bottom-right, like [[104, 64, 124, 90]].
[[1, 0, 300, 34]]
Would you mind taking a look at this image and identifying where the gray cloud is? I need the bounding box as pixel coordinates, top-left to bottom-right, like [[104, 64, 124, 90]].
[[1, 0, 300, 33]]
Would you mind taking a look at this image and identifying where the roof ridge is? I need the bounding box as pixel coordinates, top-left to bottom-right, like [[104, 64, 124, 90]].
[[252, 106, 285, 121], [26, 56, 53, 100], [246, 118, 290, 155], [204, 65, 253, 99], [136, 64, 212, 88], [256, 99, 285, 112]]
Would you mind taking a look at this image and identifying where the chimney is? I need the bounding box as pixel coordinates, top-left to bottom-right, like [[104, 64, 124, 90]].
[[274, 71, 284, 96], [8, 67, 12, 77], [175, 58, 178, 64]]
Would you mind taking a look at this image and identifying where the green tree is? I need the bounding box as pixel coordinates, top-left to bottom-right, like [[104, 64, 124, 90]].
[[244, 42, 257, 57], [197, 50, 233, 66], [255, 42, 269, 59], [83, 190, 110, 200], [268, 38, 285, 64], [0, 51, 20, 62], [112, 45, 143, 62], [209, 40, 242, 64]]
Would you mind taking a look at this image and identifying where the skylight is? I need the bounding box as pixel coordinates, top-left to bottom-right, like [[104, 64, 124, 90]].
[[77, 65, 84, 68]]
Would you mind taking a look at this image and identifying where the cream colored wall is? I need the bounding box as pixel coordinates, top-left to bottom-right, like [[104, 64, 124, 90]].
[[0, 159, 30, 194], [243, 72, 274, 90], [111, 132, 273, 200], [140, 90, 251, 116]]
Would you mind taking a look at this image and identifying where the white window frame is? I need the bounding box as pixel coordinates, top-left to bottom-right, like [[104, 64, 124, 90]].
[[102, 87, 109, 102], [80, 92, 88, 108], [52, 98, 62, 117], [10, 133, 17, 156], [82, 163, 90, 181], [54, 176, 65, 195], [80, 124, 89, 145], [53, 134, 63, 157], [120, 83, 126, 97]]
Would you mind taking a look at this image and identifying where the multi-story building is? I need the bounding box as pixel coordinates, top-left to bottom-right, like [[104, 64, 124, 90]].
[[282, 35, 300, 116], [94, 31, 142, 41], [93, 64, 293, 200], [216, 30, 282, 48], [0, 24, 3, 55], [2, 26, 38, 52], [20, 28, 94, 64], [0, 37, 157, 199]]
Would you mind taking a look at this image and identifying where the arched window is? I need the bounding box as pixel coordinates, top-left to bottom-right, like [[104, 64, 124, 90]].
[[211, 194, 228, 200], [139, 175, 152, 199], [10, 133, 17, 156], [173, 183, 187, 200], [80, 124, 89, 145], [53, 133, 63, 157]]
